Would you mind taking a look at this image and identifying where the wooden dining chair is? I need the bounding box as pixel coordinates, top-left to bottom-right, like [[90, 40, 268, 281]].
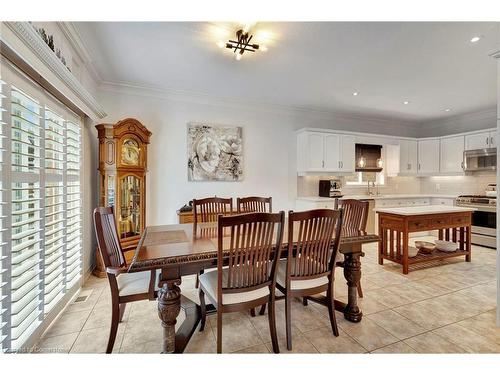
[[276, 209, 343, 351], [93, 207, 159, 353], [198, 211, 285, 353], [237, 196, 272, 214], [192, 197, 233, 288], [192, 197, 233, 238], [334, 199, 369, 298]]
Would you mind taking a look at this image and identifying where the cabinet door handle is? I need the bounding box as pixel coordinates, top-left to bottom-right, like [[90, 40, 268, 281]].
[[486, 137, 489, 145], [341, 161, 343, 168], [490, 136, 494, 146], [418, 163, 421, 170], [461, 161, 464, 170], [322, 160, 324, 168]]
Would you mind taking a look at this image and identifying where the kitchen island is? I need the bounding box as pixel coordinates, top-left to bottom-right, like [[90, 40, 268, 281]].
[[375, 205, 475, 274]]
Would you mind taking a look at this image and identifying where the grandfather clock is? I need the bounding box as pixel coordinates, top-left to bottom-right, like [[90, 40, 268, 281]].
[[93, 118, 152, 277]]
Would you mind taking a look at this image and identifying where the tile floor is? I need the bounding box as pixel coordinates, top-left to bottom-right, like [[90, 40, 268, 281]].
[[35, 236, 500, 354]]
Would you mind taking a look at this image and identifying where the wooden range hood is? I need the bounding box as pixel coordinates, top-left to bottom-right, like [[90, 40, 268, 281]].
[[355, 143, 383, 172]]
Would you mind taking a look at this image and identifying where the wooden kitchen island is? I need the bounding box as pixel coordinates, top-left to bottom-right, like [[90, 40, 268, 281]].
[[375, 205, 475, 274]]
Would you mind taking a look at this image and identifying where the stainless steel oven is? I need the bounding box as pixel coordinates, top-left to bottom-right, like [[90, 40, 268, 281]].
[[456, 195, 496, 249]]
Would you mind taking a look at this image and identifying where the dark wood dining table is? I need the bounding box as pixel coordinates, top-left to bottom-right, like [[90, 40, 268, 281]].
[[129, 222, 379, 353]]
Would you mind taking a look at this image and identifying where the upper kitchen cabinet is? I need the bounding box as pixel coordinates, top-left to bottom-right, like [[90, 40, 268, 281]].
[[399, 139, 418, 175], [465, 130, 496, 150], [417, 138, 440, 175], [440, 135, 465, 174], [297, 131, 355, 174]]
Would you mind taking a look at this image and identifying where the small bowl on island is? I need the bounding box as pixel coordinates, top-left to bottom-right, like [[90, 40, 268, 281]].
[[435, 240, 458, 252], [414, 241, 435, 254]]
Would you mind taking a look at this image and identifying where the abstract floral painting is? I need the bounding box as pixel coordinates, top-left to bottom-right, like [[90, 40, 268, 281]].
[[187, 123, 243, 181]]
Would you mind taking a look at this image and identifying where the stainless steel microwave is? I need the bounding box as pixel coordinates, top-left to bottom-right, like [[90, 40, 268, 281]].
[[463, 148, 497, 172]]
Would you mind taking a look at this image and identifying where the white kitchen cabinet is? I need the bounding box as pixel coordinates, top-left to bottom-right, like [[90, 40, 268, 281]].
[[440, 135, 465, 174], [295, 199, 335, 211], [324, 134, 340, 170], [417, 139, 440, 175], [340, 135, 355, 172], [399, 139, 418, 175], [385, 144, 400, 177], [297, 131, 355, 174], [465, 131, 496, 150]]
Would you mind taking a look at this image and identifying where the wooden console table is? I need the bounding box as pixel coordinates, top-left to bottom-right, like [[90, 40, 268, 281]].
[[375, 205, 475, 274]]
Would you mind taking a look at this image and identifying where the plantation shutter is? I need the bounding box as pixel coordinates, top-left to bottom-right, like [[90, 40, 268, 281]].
[[0, 60, 84, 352]]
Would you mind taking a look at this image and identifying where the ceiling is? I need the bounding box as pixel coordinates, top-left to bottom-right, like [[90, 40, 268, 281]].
[[74, 22, 499, 123]]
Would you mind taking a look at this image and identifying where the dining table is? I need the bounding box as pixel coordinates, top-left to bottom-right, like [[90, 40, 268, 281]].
[[128, 222, 379, 353]]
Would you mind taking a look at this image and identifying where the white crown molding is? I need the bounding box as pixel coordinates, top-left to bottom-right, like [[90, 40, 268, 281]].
[[3, 21, 106, 119], [58, 22, 103, 84], [99, 80, 421, 130], [489, 49, 500, 59]]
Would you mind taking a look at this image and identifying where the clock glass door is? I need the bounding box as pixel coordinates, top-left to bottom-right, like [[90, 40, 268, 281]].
[[119, 175, 141, 239]]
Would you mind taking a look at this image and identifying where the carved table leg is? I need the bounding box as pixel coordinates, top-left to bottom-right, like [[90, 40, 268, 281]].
[[343, 247, 363, 323], [158, 278, 181, 354]]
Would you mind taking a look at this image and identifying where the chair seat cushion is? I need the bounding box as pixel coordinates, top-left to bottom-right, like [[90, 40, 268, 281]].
[[117, 270, 160, 296], [199, 269, 269, 305], [276, 259, 329, 290]]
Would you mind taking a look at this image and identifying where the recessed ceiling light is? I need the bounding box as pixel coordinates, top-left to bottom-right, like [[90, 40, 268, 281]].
[[403, 100, 410, 105], [445, 108, 451, 112], [470, 36, 481, 43], [352, 92, 359, 96]]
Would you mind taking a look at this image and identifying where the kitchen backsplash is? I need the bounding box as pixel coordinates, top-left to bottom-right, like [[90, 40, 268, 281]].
[[297, 172, 496, 197]]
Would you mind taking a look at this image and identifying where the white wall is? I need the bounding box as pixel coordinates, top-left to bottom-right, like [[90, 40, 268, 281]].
[[95, 85, 420, 225]]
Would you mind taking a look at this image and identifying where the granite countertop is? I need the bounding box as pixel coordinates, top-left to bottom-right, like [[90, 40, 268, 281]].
[[374, 204, 476, 216], [296, 194, 457, 202]]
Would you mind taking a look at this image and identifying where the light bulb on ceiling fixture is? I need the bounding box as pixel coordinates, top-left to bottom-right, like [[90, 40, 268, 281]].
[[470, 36, 481, 43], [358, 156, 366, 168], [216, 41, 225, 49], [260, 45, 268, 52], [445, 108, 451, 112], [403, 100, 410, 105], [235, 53, 242, 61], [377, 158, 383, 168], [353, 92, 359, 96]]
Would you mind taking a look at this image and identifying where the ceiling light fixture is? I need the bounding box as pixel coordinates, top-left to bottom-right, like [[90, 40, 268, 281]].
[[403, 100, 410, 105], [470, 36, 481, 43], [223, 29, 267, 60], [353, 92, 359, 96], [445, 108, 451, 112]]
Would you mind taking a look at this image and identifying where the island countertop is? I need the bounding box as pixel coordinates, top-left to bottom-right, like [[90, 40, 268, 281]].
[[374, 204, 476, 216]]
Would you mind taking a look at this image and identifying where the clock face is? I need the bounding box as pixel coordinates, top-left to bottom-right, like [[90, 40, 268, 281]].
[[121, 138, 140, 166]]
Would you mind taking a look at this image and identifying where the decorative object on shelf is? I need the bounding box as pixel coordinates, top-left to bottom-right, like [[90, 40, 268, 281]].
[[187, 122, 243, 181], [32, 24, 72, 71], [93, 118, 152, 277], [216, 23, 269, 60]]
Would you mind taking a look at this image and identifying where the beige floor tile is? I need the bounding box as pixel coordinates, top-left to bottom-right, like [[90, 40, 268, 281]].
[[35, 332, 79, 353], [120, 340, 162, 353], [70, 325, 125, 353], [184, 325, 217, 353], [339, 318, 399, 351], [44, 309, 91, 338], [404, 332, 466, 353], [363, 288, 414, 308], [303, 326, 366, 353], [234, 343, 271, 353], [366, 310, 427, 340], [121, 315, 164, 348], [364, 271, 409, 288], [264, 334, 318, 353], [433, 324, 500, 353], [394, 299, 462, 330], [248, 308, 301, 343], [357, 294, 391, 315], [385, 282, 433, 303], [371, 341, 417, 353], [209, 313, 264, 353], [457, 310, 500, 345]]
